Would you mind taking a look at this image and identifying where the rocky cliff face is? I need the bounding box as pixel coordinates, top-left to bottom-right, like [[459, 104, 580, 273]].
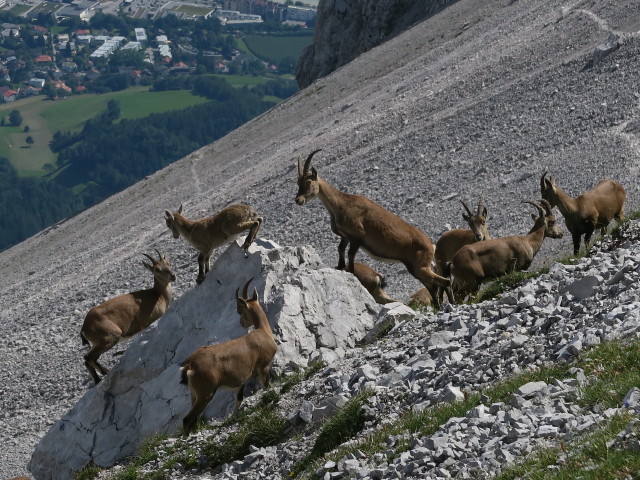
[[296, 0, 452, 88]]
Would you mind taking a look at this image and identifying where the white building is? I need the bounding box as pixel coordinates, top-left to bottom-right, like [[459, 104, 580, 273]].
[[28, 78, 46, 88], [90, 36, 126, 58], [213, 9, 262, 24], [134, 28, 147, 44], [286, 5, 316, 22]]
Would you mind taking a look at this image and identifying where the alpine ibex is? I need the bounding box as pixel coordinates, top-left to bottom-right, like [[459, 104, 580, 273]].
[[434, 197, 490, 304], [180, 279, 277, 436], [165, 203, 263, 284], [450, 200, 563, 301], [295, 149, 452, 304], [336, 262, 397, 304], [80, 250, 176, 384], [409, 284, 439, 307], [540, 172, 625, 255]]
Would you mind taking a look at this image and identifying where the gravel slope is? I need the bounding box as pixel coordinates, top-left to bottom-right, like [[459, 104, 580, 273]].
[[2, 0, 640, 476]]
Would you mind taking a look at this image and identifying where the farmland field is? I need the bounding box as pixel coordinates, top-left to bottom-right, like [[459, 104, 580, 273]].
[[0, 87, 210, 176], [243, 34, 313, 63], [29, 1, 62, 15], [8, 3, 32, 15]]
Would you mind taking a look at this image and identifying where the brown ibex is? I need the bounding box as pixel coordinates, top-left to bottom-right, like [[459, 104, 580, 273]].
[[295, 149, 452, 304], [540, 172, 625, 255], [434, 197, 490, 304], [80, 250, 176, 384], [336, 262, 397, 304], [165, 203, 263, 284], [180, 279, 277, 436], [450, 200, 563, 301], [408, 284, 439, 308]]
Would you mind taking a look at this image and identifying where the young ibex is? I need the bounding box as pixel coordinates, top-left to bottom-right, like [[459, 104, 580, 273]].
[[434, 197, 490, 304], [450, 200, 563, 301], [540, 172, 625, 255], [336, 262, 397, 304], [180, 279, 277, 436], [80, 250, 176, 385], [295, 149, 452, 304], [408, 284, 439, 307], [165, 203, 263, 284]]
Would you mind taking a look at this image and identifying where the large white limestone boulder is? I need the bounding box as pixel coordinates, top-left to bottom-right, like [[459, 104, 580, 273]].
[[28, 239, 379, 480]]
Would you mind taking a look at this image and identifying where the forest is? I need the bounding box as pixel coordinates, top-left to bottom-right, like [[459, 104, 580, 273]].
[[0, 76, 293, 252]]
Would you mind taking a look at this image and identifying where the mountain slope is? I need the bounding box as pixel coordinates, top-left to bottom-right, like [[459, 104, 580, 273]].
[[2, 0, 640, 476]]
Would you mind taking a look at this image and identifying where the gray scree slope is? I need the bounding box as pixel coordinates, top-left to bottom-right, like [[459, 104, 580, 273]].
[[2, 0, 640, 476]]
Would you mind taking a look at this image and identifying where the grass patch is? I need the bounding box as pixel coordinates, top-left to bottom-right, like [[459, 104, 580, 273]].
[[293, 338, 640, 478], [472, 268, 549, 304], [243, 34, 313, 64], [291, 389, 374, 476], [200, 404, 288, 469], [0, 88, 209, 176], [279, 360, 325, 395], [494, 413, 640, 480], [74, 462, 102, 480], [8, 3, 32, 15]]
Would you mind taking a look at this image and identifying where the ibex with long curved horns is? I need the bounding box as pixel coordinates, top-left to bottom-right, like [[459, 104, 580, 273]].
[[295, 149, 452, 304], [540, 172, 625, 255], [80, 250, 176, 384]]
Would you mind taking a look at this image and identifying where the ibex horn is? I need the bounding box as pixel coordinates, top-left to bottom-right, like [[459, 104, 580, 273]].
[[142, 253, 155, 264], [524, 200, 544, 217], [242, 277, 254, 298], [539, 198, 553, 214], [154, 248, 164, 260], [302, 149, 323, 175], [540, 171, 548, 189], [477, 196, 485, 216], [459, 199, 473, 217]]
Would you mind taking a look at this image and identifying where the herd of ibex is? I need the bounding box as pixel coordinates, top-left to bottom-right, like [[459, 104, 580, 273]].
[[79, 149, 626, 434]]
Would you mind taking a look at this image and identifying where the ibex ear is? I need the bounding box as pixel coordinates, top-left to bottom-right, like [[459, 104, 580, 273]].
[[178, 203, 183, 214], [531, 213, 538, 221], [311, 167, 318, 180], [251, 287, 258, 302], [482, 207, 488, 217], [165, 210, 173, 220], [142, 261, 153, 271], [462, 213, 470, 222]]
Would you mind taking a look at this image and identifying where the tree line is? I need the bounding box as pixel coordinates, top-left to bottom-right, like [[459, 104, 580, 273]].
[[0, 76, 282, 251]]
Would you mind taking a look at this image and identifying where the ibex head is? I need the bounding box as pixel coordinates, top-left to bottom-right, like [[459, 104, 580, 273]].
[[142, 249, 176, 283], [164, 204, 184, 239], [236, 278, 260, 328], [295, 149, 323, 206], [460, 197, 489, 241], [540, 172, 558, 207], [527, 199, 563, 239]]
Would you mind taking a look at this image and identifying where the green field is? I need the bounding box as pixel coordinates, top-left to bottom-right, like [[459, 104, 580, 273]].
[[170, 4, 213, 16], [8, 3, 32, 15], [29, 1, 62, 15], [243, 35, 313, 63], [0, 87, 209, 176]]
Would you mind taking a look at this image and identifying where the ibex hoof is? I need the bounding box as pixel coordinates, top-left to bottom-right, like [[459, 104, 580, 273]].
[[196, 275, 205, 285]]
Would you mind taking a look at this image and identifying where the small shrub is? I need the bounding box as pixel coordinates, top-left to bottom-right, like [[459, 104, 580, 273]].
[[74, 462, 102, 480]]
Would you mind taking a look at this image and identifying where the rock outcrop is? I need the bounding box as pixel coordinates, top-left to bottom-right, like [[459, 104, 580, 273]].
[[295, 0, 453, 88], [28, 240, 379, 480]]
